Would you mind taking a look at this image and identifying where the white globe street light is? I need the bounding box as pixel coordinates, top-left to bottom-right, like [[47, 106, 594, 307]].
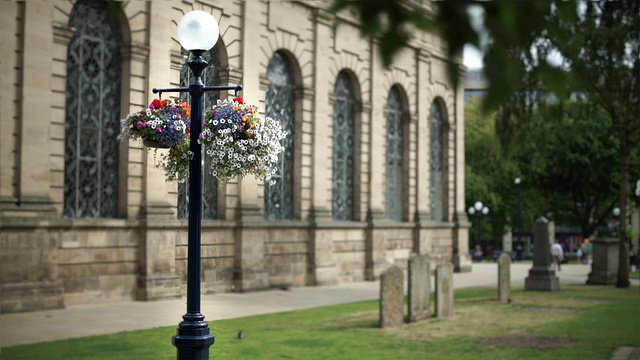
[[468, 201, 490, 250], [177, 10, 219, 51]]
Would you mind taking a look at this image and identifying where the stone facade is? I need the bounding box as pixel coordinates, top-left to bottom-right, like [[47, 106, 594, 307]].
[[0, 0, 469, 314]]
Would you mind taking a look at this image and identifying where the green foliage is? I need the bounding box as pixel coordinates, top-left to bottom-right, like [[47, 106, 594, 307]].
[[3, 286, 638, 360], [464, 99, 524, 247], [497, 98, 622, 238]]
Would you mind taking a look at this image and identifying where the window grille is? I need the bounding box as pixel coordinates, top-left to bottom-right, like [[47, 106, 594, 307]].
[[264, 52, 295, 220], [429, 100, 445, 222], [385, 88, 404, 221], [332, 73, 356, 221], [64, 0, 121, 218]]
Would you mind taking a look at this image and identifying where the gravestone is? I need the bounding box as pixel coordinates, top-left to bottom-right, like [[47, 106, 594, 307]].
[[524, 216, 560, 291], [498, 252, 511, 303], [435, 263, 454, 317], [408, 254, 430, 322], [379, 266, 404, 328]]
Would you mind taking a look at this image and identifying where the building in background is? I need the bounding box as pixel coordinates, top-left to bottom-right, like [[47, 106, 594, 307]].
[[0, 0, 469, 313]]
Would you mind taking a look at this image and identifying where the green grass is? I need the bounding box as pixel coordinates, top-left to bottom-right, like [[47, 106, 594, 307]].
[[3, 286, 639, 360], [630, 272, 639, 279]]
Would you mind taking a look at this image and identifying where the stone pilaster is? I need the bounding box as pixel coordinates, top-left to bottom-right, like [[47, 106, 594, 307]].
[[231, 1, 270, 291], [307, 9, 338, 286], [233, 224, 269, 291], [451, 64, 471, 272], [136, 1, 180, 300], [236, 0, 264, 221], [0, 1, 21, 213], [14, 2, 56, 216], [0, 219, 64, 313], [365, 209, 388, 280]]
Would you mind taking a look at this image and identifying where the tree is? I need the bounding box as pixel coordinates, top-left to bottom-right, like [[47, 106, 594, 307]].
[[524, 101, 620, 238], [332, 0, 640, 288]]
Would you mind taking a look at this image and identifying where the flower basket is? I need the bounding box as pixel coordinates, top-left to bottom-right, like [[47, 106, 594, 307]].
[[143, 139, 171, 149], [120, 98, 191, 148], [200, 97, 286, 183]]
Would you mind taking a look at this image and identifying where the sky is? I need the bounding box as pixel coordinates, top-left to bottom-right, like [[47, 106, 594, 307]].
[[463, 45, 484, 70]]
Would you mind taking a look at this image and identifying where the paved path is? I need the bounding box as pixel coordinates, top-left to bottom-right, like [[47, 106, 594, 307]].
[[0, 263, 635, 349]]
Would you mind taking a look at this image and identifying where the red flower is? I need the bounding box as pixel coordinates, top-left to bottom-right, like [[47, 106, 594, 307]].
[[233, 96, 244, 104], [149, 99, 163, 109]]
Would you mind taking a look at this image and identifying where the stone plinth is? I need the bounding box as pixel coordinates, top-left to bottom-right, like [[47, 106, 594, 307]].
[[525, 216, 559, 291], [380, 266, 404, 328], [408, 254, 430, 322], [586, 237, 620, 285]]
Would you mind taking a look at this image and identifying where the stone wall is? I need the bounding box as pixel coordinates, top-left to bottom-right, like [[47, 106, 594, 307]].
[[0, 0, 470, 314]]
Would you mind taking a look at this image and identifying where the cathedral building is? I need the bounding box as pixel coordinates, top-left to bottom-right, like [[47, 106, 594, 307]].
[[0, 0, 470, 313]]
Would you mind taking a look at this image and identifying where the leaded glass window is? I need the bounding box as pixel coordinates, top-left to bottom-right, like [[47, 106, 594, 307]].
[[178, 47, 220, 220], [332, 73, 356, 221], [429, 100, 446, 222], [264, 52, 295, 220], [385, 88, 404, 221], [64, 0, 121, 218]]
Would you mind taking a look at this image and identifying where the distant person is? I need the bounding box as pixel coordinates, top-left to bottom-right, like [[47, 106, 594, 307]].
[[576, 247, 583, 264], [473, 245, 483, 262], [551, 241, 564, 271], [585, 239, 593, 264], [630, 245, 638, 273]]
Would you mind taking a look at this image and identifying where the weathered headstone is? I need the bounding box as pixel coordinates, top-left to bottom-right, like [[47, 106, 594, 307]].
[[498, 253, 511, 303], [435, 263, 454, 317], [379, 266, 404, 328], [408, 254, 430, 322], [524, 216, 560, 291]]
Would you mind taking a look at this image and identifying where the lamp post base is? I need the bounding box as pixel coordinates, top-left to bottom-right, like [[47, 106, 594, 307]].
[[172, 322, 215, 360]]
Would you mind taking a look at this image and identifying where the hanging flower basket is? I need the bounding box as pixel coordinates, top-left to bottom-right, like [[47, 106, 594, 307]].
[[143, 139, 171, 149], [200, 97, 286, 184], [120, 98, 191, 149]]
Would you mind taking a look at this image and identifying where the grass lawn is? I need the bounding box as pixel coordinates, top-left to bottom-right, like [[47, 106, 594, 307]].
[[3, 285, 639, 360], [630, 272, 639, 280]]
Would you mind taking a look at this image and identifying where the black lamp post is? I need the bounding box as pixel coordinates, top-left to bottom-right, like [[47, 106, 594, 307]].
[[515, 177, 523, 261], [468, 201, 489, 248], [151, 11, 242, 359]]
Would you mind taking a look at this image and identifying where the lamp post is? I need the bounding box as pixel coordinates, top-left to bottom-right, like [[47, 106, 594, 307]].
[[152, 11, 242, 359], [515, 177, 523, 261], [468, 201, 489, 248]]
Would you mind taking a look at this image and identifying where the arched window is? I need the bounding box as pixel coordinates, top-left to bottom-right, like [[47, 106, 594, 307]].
[[332, 72, 356, 221], [178, 47, 220, 220], [385, 87, 405, 221], [64, 0, 121, 218], [264, 52, 295, 220], [429, 99, 446, 222]]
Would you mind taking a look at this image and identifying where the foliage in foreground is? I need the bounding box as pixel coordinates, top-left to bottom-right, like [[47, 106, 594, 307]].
[[3, 286, 639, 360]]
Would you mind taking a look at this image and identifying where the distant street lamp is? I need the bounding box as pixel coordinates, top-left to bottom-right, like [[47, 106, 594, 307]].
[[515, 177, 523, 261], [612, 207, 621, 237], [468, 201, 489, 248]]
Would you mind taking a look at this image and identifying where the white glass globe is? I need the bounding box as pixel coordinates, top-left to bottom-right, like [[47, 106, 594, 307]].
[[177, 11, 219, 51], [474, 201, 483, 211], [482, 207, 489, 215], [468, 207, 476, 215]]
